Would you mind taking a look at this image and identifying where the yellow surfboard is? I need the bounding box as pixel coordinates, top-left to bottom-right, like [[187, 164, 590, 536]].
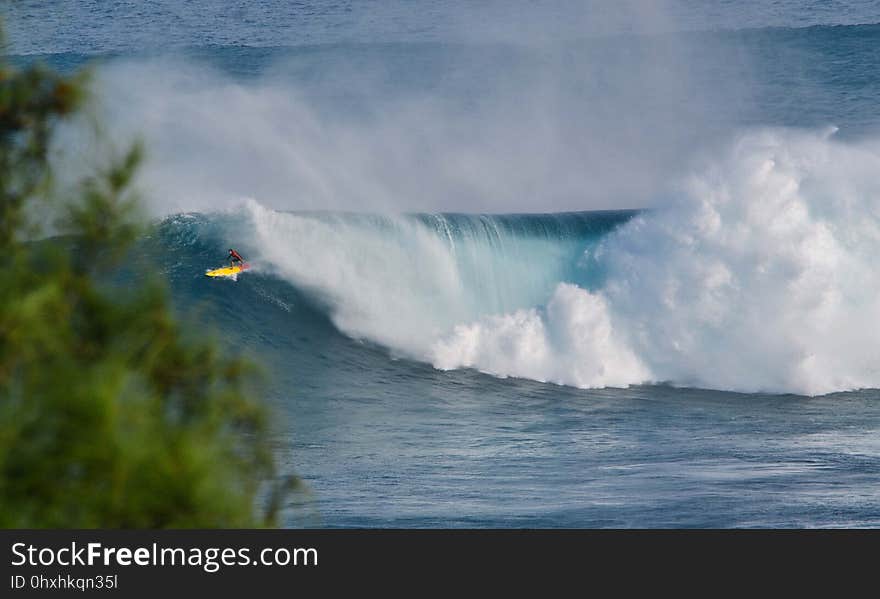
[[205, 263, 250, 278]]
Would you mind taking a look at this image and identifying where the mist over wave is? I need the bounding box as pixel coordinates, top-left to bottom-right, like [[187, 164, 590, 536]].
[[31, 10, 880, 396], [53, 25, 751, 216]]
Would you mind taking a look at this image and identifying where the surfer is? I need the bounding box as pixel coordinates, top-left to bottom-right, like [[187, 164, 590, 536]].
[[228, 248, 245, 267]]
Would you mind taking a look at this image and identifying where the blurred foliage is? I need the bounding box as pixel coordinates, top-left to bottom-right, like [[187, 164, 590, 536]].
[[0, 32, 293, 527]]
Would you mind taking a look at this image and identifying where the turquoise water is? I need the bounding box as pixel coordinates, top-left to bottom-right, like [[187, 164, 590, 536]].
[[7, 1, 880, 527]]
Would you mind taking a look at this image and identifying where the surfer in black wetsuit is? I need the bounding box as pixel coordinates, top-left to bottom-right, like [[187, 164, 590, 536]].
[[228, 248, 245, 267]]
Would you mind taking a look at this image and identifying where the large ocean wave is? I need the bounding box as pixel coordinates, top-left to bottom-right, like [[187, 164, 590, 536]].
[[24, 17, 880, 396], [162, 128, 880, 396]]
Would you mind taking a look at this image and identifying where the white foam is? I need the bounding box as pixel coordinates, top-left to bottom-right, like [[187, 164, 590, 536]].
[[597, 128, 880, 394], [432, 283, 650, 388]]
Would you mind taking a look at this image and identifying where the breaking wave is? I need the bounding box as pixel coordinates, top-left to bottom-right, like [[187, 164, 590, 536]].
[[176, 128, 880, 396]]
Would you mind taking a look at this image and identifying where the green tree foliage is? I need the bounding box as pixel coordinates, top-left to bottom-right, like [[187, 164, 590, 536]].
[[0, 40, 289, 527]]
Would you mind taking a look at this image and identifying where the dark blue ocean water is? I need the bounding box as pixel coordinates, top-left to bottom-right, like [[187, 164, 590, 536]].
[[7, 1, 880, 527]]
